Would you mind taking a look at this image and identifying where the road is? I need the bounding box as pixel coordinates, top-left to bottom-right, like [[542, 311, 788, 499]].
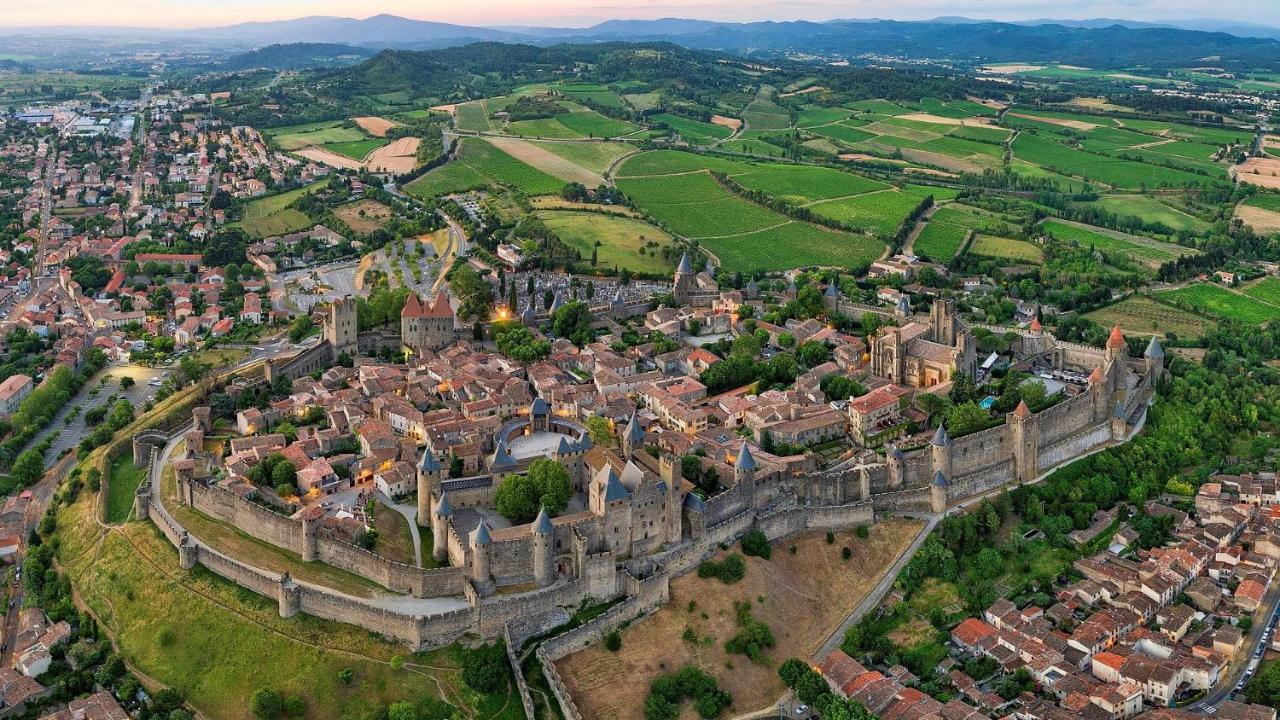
[[814, 513, 940, 660], [35, 139, 58, 277], [1193, 583, 1280, 710], [128, 89, 153, 211]]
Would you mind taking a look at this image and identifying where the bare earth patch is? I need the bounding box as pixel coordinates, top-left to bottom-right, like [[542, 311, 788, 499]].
[[334, 199, 393, 235], [982, 64, 1044, 74], [899, 148, 984, 174], [897, 112, 995, 127], [296, 146, 363, 170], [711, 115, 743, 131], [429, 104, 458, 115], [1232, 157, 1280, 189], [555, 519, 923, 720], [528, 196, 643, 217], [365, 137, 420, 174], [483, 136, 601, 186], [905, 167, 960, 178], [1007, 112, 1099, 131], [354, 116, 399, 137], [1235, 203, 1280, 234], [839, 153, 907, 165], [778, 86, 826, 98]]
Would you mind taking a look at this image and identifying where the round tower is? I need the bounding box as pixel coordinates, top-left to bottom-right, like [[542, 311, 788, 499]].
[[930, 471, 949, 513], [930, 425, 952, 480], [432, 492, 453, 563], [469, 519, 492, 583], [416, 449, 443, 523], [277, 572, 301, 618], [532, 506, 554, 587], [300, 506, 322, 562], [886, 444, 904, 489]]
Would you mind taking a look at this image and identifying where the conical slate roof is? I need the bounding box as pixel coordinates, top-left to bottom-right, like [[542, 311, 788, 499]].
[[932, 470, 949, 487], [472, 519, 492, 546], [1144, 335, 1164, 360], [533, 506, 553, 535], [677, 252, 693, 274], [418, 449, 441, 473], [735, 440, 757, 471], [434, 492, 453, 517], [490, 440, 516, 468], [555, 435, 574, 455], [598, 466, 630, 502], [625, 412, 645, 446], [887, 444, 904, 460], [931, 425, 950, 447], [825, 282, 840, 298]]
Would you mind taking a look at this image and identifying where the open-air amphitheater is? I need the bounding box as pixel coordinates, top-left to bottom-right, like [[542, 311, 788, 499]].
[[125, 312, 1162, 719]]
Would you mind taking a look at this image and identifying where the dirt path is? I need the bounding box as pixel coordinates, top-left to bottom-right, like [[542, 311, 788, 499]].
[[901, 203, 941, 256]]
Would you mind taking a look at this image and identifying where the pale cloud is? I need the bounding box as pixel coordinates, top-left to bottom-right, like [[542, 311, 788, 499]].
[[0, 0, 1275, 29]]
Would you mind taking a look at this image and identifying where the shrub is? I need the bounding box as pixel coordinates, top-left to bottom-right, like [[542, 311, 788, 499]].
[[697, 553, 746, 584], [842, 547, 852, 561], [724, 603, 775, 664], [826, 531, 835, 544], [855, 525, 870, 539], [604, 630, 622, 652], [249, 689, 283, 719], [460, 642, 509, 694], [645, 666, 730, 720], [740, 530, 772, 559]]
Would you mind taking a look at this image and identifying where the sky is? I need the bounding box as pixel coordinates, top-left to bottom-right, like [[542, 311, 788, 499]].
[[0, 0, 1277, 29]]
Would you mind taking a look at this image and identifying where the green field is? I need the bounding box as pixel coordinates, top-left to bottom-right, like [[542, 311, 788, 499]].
[[1077, 195, 1211, 233], [455, 99, 500, 132], [796, 106, 854, 128], [538, 210, 676, 273], [406, 138, 564, 198], [531, 141, 635, 175], [969, 235, 1044, 262], [266, 122, 368, 151], [106, 455, 146, 524], [742, 89, 791, 132], [236, 178, 330, 239], [913, 208, 974, 261], [1244, 195, 1280, 213], [1243, 277, 1280, 307], [323, 139, 388, 161], [507, 104, 640, 139], [650, 114, 733, 145], [807, 190, 928, 237], [1012, 133, 1213, 189], [1084, 295, 1213, 339], [701, 222, 884, 273], [1040, 219, 1193, 267], [1159, 283, 1280, 324]]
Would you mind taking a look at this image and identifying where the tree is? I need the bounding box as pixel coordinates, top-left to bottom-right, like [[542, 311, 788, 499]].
[[460, 642, 509, 694], [388, 703, 416, 720], [11, 449, 44, 488], [120, 376, 135, 390], [271, 461, 297, 490], [585, 416, 613, 447], [288, 316, 314, 343], [250, 689, 284, 719], [494, 459, 571, 522], [552, 301, 593, 347], [493, 325, 550, 363]]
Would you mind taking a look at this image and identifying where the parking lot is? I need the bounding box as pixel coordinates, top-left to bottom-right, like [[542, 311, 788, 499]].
[[36, 362, 167, 462]]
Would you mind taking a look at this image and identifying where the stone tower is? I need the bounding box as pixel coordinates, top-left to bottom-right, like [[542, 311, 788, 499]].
[[660, 453, 683, 543], [930, 299, 957, 347], [553, 435, 586, 493], [930, 471, 948, 513], [469, 518, 492, 584], [622, 411, 645, 460], [324, 296, 358, 358], [1088, 366, 1108, 422], [431, 493, 452, 563], [734, 440, 757, 507], [532, 506, 554, 587], [673, 252, 696, 306], [886, 444, 904, 489], [416, 449, 444, 523], [1009, 400, 1038, 482], [1103, 325, 1128, 392], [1143, 335, 1165, 385], [930, 425, 952, 480]]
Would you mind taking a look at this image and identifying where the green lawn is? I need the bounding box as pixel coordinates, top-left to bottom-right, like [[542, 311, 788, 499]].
[[105, 454, 145, 524], [235, 178, 330, 239], [538, 210, 676, 274], [267, 122, 368, 151], [1078, 195, 1212, 233], [969, 235, 1044, 262], [323, 139, 387, 162]]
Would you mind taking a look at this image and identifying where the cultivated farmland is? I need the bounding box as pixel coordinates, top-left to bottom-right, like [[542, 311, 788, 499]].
[[1158, 283, 1280, 324], [405, 137, 564, 198], [1040, 219, 1194, 268], [969, 235, 1044, 262], [1084, 295, 1212, 339], [235, 178, 330, 239]]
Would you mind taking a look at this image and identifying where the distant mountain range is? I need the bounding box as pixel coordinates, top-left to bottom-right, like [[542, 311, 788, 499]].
[[5, 14, 1280, 70]]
